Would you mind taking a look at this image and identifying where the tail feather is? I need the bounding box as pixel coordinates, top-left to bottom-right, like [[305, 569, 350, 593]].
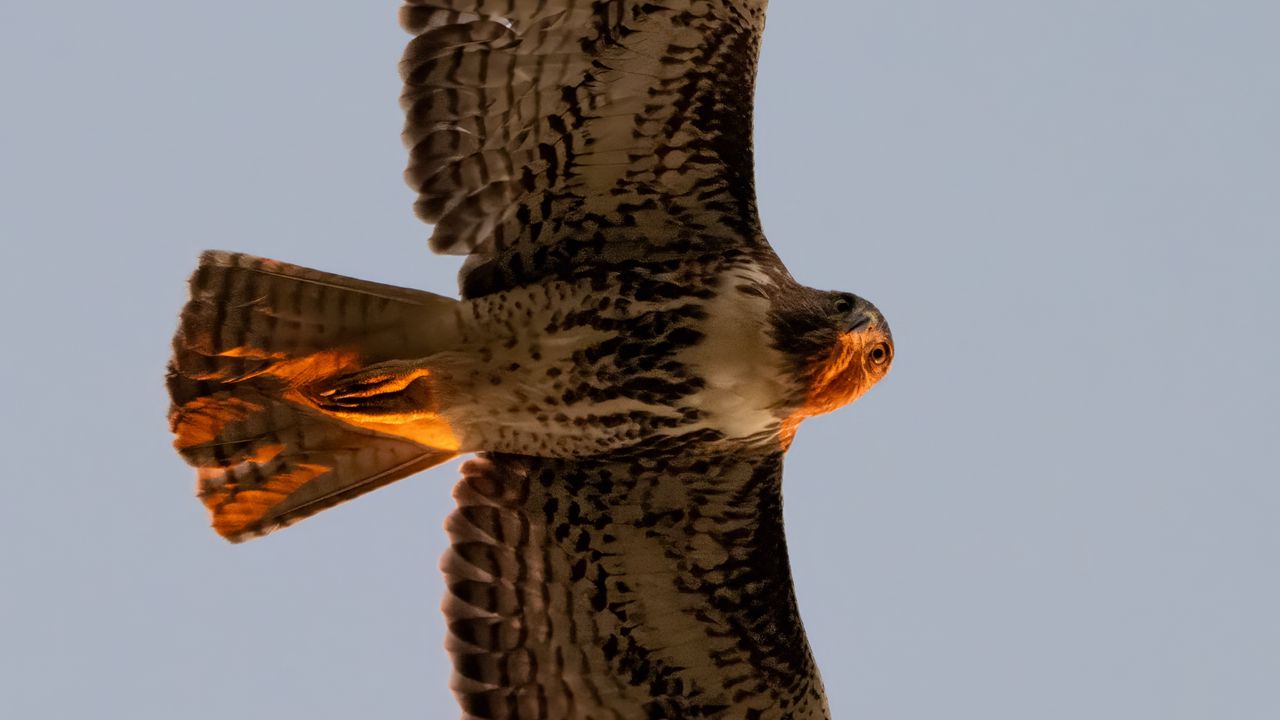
[[177, 250, 452, 364], [168, 251, 461, 542]]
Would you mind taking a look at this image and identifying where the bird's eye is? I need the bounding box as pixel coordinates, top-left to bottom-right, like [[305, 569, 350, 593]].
[[833, 295, 855, 315], [868, 342, 892, 366]]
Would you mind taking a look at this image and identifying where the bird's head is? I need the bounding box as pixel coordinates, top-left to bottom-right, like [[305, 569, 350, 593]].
[[781, 291, 893, 443]]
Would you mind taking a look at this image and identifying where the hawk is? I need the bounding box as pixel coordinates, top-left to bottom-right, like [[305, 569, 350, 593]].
[[167, 1, 894, 718]]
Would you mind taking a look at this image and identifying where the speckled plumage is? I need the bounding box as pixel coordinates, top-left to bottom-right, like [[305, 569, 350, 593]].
[[167, 2, 895, 718], [444, 452, 828, 719]]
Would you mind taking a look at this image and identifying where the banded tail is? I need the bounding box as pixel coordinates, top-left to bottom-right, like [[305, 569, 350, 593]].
[[168, 251, 461, 542]]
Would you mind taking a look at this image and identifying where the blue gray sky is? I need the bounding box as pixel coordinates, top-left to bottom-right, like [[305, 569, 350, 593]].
[[2, 2, 1277, 718]]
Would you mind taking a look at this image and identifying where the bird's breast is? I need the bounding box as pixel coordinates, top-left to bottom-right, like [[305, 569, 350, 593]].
[[678, 267, 793, 443]]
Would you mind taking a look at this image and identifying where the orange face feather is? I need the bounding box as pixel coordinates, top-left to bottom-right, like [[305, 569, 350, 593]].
[[781, 326, 894, 447]]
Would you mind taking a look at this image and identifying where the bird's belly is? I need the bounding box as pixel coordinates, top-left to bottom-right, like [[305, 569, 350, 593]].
[[439, 268, 790, 456]]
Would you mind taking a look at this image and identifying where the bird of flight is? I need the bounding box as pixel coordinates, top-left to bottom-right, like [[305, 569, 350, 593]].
[[168, 1, 894, 717]]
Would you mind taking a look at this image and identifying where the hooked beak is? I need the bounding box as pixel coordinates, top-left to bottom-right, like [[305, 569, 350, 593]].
[[846, 314, 871, 333], [845, 303, 890, 341]]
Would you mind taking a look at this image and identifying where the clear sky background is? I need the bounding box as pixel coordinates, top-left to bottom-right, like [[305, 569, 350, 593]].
[[2, 2, 1277, 719]]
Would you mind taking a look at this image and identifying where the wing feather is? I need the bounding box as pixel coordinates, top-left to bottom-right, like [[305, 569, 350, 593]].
[[441, 451, 830, 719], [398, 0, 773, 296]]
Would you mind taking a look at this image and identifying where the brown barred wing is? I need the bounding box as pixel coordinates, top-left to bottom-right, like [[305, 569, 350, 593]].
[[441, 451, 830, 720], [398, 0, 773, 296]]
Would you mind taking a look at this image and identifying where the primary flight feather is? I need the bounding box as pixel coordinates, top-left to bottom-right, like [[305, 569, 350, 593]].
[[167, 2, 894, 718]]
